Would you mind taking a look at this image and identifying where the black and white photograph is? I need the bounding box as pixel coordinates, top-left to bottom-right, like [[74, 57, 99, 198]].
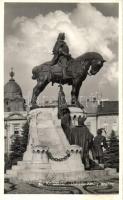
[[3, 1, 121, 196]]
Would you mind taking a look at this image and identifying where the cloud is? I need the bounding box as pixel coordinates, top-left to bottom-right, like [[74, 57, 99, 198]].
[[70, 4, 118, 59], [4, 3, 118, 100], [100, 61, 118, 86]]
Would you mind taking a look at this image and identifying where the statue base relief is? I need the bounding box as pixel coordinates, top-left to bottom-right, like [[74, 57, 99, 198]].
[[6, 107, 87, 183]]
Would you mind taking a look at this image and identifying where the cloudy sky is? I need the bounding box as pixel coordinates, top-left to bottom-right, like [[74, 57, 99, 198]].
[[4, 3, 119, 102]]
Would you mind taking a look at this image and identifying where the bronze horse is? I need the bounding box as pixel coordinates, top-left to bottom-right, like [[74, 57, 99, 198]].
[[31, 52, 106, 108]]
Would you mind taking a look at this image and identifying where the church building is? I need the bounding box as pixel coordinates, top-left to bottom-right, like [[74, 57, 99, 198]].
[[4, 69, 27, 155]]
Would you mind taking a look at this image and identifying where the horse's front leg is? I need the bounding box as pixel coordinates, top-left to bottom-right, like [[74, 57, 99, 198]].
[[31, 77, 48, 107], [71, 78, 85, 110], [31, 82, 41, 106], [71, 78, 79, 105]]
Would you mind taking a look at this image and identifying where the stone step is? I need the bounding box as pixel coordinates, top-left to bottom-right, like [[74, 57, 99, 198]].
[[6, 162, 51, 178], [85, 168, 117, 180]]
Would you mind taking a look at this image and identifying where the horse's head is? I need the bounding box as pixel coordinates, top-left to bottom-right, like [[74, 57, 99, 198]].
[[87, 53, 106, 76]]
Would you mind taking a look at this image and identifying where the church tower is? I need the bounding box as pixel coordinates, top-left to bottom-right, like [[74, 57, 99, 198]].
[[4, 68, 26, 112]]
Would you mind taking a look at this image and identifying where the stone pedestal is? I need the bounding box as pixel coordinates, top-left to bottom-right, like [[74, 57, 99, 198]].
[[6, 107, 86, 183]]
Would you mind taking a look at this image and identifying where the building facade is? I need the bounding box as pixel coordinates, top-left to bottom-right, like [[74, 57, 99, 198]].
[[96, 101, 118, 137], [84, 100, 119, 138], [4, 69, 27, 155]]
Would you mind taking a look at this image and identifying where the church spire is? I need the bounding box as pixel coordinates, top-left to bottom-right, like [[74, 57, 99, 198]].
[[9, 68, 15, 80]]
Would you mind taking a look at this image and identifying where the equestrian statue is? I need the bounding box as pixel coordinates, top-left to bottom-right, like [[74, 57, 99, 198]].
[[31, 32, 106, 109]]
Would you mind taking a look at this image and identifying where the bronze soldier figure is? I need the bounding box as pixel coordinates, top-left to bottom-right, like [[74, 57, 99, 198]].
[[70, 115, 94, 170], [57, 85, 68, 119], [93, 128, 108, 165]]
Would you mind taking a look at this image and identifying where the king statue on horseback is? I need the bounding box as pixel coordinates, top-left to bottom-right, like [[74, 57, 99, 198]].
[[31, 32, 106, 109]]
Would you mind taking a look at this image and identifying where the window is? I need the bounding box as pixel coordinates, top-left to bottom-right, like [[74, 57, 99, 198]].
[[14, 125, 20, 135]]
